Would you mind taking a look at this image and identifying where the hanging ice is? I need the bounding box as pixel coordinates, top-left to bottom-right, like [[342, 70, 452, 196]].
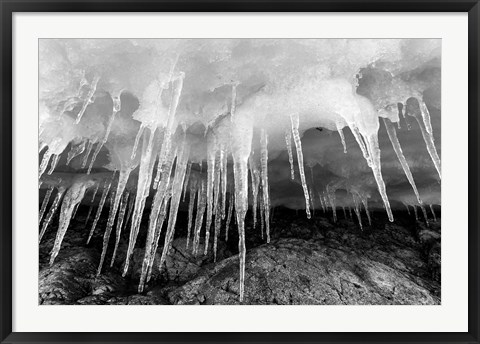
[[39, 186, 66, 243], [260, 129, 271, 242], [284, 130, 295, 180], [50, 180, 94, 265], [408, 99, 441, 180], [290, 113, 311, 219], [87, 176, 114, 244], [110, 192, 130, 267], [39, 185, 54, 225], [383, 118, 422, 204]]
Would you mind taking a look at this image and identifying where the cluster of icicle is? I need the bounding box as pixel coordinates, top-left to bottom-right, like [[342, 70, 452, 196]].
[[39, 73, 441, 303]]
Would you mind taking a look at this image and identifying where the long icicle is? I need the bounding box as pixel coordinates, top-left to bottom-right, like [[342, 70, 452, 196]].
[[335, 122, 347, 153], [249, 157, 261, 229], [75, 75, 100, 124], [87, 176, 114, 244], [123, 129, 158, 276], [186, 180, 197, 249], [285, 129, 295, 180], [220, 147, 228, 219], [204, 138, 217, 254], [138, 142, 178, 285], [410, 103, 441, 179], [39, 185, 54, 225], [81, 140, 95, 169], [87, 110, 118, 174], [50, 181, 93, 265], [290, 113, 311, 219], [39, 186, 66, 243], [225, 191, 234, 241], [110, 192, 130, 267], [260, 129, 271, 242], [364, 133, 394, 222], [192, 180, 207, 255], [383, 117, 422, 204], [209, 150, 222, 256], [97, 168, 132, 275], [157, 145, 190, 279]]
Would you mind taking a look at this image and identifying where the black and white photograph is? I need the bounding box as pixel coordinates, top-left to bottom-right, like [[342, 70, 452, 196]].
[[38, 38, 441, 306]]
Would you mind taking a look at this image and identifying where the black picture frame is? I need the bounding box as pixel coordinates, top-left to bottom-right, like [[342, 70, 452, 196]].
[[1, 1, 479, 343]]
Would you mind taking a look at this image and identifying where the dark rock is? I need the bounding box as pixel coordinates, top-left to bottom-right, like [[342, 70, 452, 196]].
[[168, 238, 440, 305]]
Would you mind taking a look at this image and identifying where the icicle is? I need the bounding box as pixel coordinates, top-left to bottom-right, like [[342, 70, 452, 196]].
[[97, 168, 133, 275], [39, 149, 53, 179], [413, 205, 419, 221], [72, 203, 80, 219], [204, 141, 217, 254], [153, 72, 185, 188], [326, 187, 337, 223], [364, 134, 394, 222], [123, 129, 159, 276], [87, 176, 114, 244], [47, 154, 60, 175], [67, 141, 86, 165], [146, 195, 171, 283], [259, 196, 265, 240], [360, 195, 372, 226], [342, 206, 347, 218], [348, 206, 353, 219], [182, 161, 192, 202], [50, 181, 93, 265], [318, 192, 326, 213], [430, 204, 437, 222], [290, 113, 311, 219], [418, 99, 434, 137], [39, 186, 65, 243], [249, 157, 261, 229], [75, 75, 100, 124], [220, 147, 228, 219], [90, 182, 100, 202], [335, 122, 347, 153], [348, 125, 371, 166], [87, 111, 117, 174], [131, 125, 145, 160], [81, 140, 95, 169], [186, 181, 197, 249], [193, 180, 207, 255], [39, 186, 54, 225], [420, 204, 429, 227], [225, 192, 234, 242], [207, 151, 222, 256], [285, 130, 295, 180], [383, 118, 422, 204], [404, 203, 411, 215], [84, 205, 93, 225], [352, 193, 363, 230], [110, 192, 130, 267], [213, 199, 222, 262], [157, 145, 190, 277], [411, 105, 441, 179], [260, 129, 271, 242]]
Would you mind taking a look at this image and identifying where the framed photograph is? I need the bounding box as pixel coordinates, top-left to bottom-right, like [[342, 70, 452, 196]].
[[1, 1, 479, 343]]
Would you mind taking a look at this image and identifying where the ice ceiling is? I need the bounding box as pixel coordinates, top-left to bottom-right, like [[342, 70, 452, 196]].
[[39, 39, 441, 301]]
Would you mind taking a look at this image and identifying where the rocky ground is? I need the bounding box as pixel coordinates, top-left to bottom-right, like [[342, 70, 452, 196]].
[[39, 206, 441, 305]]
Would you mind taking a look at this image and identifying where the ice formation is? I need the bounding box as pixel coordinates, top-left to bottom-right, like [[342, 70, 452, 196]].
[[39, 39, 441, 301]]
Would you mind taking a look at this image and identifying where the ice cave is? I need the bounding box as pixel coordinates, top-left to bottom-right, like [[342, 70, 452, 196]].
[[38, 39, 441, 305]]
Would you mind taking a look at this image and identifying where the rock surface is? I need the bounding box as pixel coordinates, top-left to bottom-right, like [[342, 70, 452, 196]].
[[39, 208, 440, 305]]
